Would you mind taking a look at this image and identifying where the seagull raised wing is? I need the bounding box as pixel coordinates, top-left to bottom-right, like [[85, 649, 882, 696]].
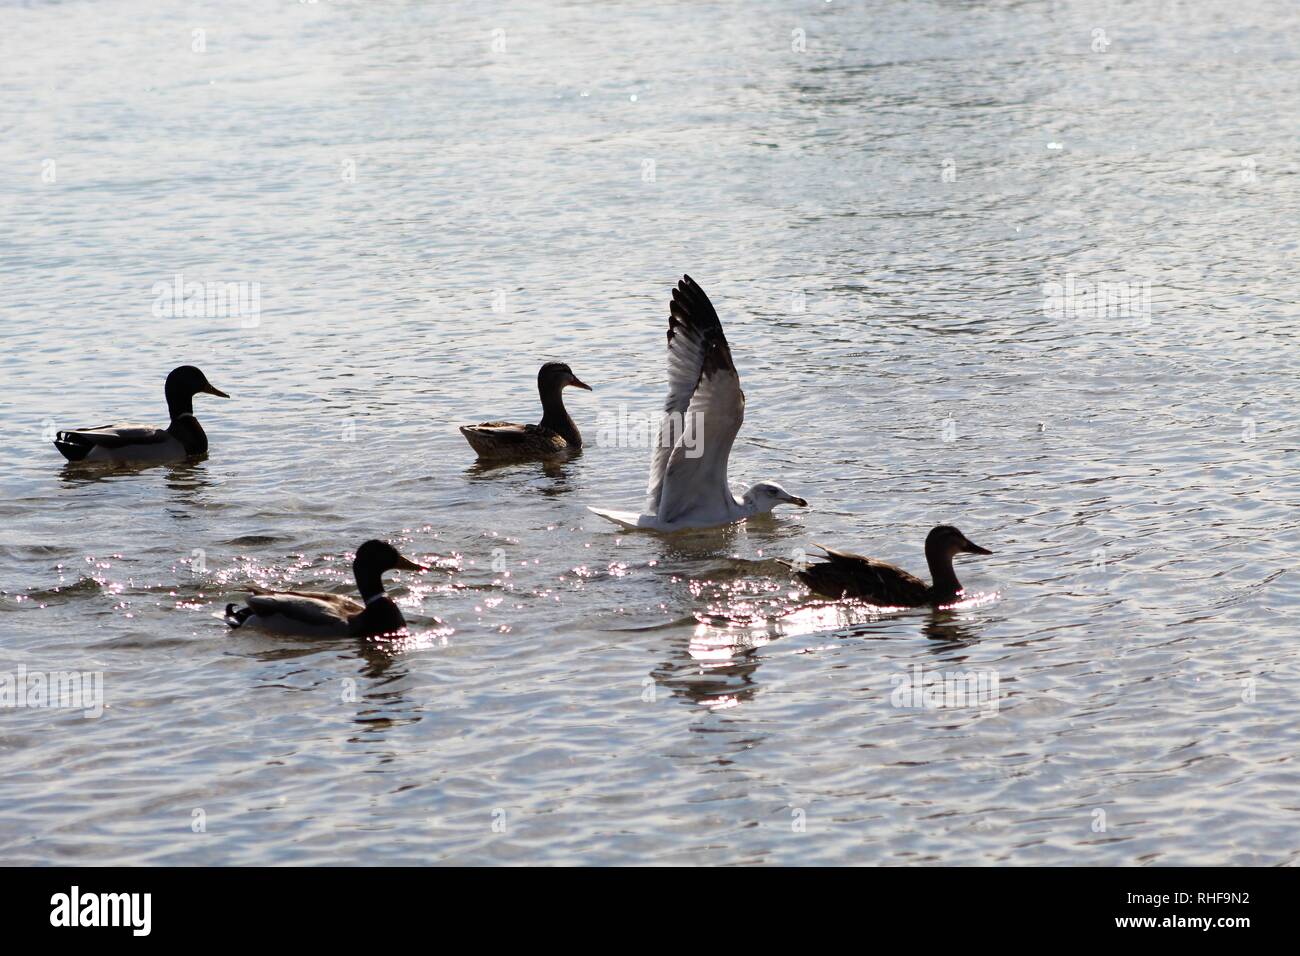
[[647, 276, 746, 524], [588, 275, 807, 532]]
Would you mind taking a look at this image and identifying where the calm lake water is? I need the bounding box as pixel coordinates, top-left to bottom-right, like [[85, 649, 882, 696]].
[[1, 0, 1298, 865]]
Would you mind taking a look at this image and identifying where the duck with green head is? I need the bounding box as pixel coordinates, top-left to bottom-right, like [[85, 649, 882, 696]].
[[53, 365, 229, 463], [225, 540, 428, 638]]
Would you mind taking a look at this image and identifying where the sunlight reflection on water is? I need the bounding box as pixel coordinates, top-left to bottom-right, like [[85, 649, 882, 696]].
[[0, 0, 1297, 865]]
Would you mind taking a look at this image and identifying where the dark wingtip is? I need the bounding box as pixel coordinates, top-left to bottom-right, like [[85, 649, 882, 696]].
[[673, 275, 701, 306]]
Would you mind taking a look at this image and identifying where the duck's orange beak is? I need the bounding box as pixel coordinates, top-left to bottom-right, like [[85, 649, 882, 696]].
[[569, 375, 592, 391]]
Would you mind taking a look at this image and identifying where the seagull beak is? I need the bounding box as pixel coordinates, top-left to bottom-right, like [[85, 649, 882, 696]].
[[788, 496, 808, 507], [963, 539, 992, 556], [201, 383, 230, 398], [394, 555, 429, 572], [569, 375, 592, 391]]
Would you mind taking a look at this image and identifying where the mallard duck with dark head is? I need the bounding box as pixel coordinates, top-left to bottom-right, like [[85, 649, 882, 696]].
[[792, 525, 992, 607], [224, 540, 428, 638], [460, 362, 592, 459], [53, 365, 229, 464]]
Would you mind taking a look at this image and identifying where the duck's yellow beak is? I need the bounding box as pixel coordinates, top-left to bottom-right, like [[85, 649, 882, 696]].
[[201, 383, 230, 398], [394, 555, 428, 572]]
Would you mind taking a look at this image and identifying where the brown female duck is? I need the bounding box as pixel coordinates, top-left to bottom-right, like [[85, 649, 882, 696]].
[[793, 525, 992, 607], [460, 362, 592, 459]]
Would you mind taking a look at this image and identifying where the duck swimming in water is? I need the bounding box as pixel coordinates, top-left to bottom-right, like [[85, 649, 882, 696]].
[[53, 365, 229, 464], [792, 525, 992, 607], [224, 540, 428, 638], [588, 275, 807, 531], [460, 362, 592, 459]]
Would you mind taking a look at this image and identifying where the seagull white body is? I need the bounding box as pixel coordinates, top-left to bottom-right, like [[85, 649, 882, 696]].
[[588, 275, 806, 532], [588, 494, 794, 533]]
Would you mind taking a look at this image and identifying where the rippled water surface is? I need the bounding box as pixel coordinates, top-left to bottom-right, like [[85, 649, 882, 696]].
[[1, 0, 1298, 865]]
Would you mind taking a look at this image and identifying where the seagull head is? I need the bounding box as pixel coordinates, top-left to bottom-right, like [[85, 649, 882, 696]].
[[742, 481, 808, 514]]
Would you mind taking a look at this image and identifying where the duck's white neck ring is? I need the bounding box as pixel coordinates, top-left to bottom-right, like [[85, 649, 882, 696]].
[[172, 412, 196, 422], [364, 592, 387, 606]]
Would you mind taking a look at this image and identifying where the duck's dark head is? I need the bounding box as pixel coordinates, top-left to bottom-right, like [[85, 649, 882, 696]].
[[925, 525, 993, 562], [538, 362, 592, 395], [353, 540, 428, 578], [165, 365, 229, 405]]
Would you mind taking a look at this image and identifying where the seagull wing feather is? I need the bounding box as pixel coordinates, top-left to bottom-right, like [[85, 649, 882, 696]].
[[649, 277, 745, 524]]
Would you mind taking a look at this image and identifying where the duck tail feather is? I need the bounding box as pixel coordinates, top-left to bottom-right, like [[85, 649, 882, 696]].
[[53, 433, 91, 462], [224, 603, 253, 628]]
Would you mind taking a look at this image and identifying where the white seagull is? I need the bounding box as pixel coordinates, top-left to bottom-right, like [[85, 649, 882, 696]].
[[588, 275, 807, 532]]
